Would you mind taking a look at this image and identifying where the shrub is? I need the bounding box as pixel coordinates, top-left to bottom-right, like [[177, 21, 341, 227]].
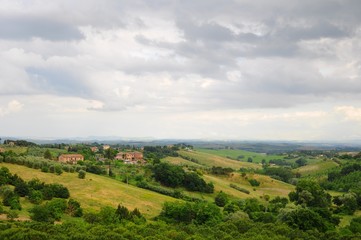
[[28, 190, 43, 204], [78, 170, 86, 179], [2, 189, 21, 210], [55, 165, 63, 175], [67, 199, 83, 217], [230, 184, 250, 194], [41, 166, 49, 173], [49, 165, 55, 173], [42, 183, 70, 200], [29, 205, 54, 223], [46, 198, 67, 221], [215, 191, 229, 207], [83, 212, 101, 224], [248, 179, 260, 187]]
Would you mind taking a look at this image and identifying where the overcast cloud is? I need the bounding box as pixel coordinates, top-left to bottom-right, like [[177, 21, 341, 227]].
[[1, 0, 361, 141]]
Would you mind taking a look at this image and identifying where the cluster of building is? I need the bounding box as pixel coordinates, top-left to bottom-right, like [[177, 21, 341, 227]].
[[58, 154, 84, 164], [57, 146, 144, 165], [115, 151, 145, 164]]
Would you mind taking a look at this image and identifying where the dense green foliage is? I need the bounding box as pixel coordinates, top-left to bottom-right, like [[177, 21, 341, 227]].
[[159, 201, 222, 224], [325, 163, 361, 191], [143, 146, 179, 162], [152, 163, 214, 193], [215, 191, 229, 207], [3, 140, 37, 147], [263, 167, 295, 183], [289, 179, 331, 208], [0, 167, 70, 208]]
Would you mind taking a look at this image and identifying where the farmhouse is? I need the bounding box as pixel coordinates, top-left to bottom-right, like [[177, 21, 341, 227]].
[[58, 154, 84, 164], [90, 146, 99, 152], [115, 151, 144, 164], [103, 145, 110, 150]]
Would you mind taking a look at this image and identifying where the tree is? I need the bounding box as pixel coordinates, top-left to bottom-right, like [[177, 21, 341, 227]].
[[248, 179, 260, 187], [45, 198, 67, 221], [153, 163, 185, 188], [131, 208, 144, 221], [223, 202, 240, 213], [183, 172, 212, 193], [104, 148, 117, 160], [159, 201, 222, 225], [78, 170, 86, 179], [288, 179, 331, 208], [2, 188, 21, 210], [99, 206, 118, 224], [280, 207, 333, 232], [333, 192, 358, 215], [14, 180, 29, 197], [261, 159, 266, 165], [44, 150, 52, 160], [115, 204, 131, 221], [54, 165, 63, 175], [29, 205, 54, 223], [264, 167, 294, 183], [295, 158, 307, 167], [42, 183, 70, 200], [28, 190, 43, 204], [66, 199, 83, 217], [349, 216, 361, 234], [215, 191, 229, 207]]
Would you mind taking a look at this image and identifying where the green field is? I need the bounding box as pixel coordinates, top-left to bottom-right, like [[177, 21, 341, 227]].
[[0, 163, 177, 219], [195, 148, 286, 163], [178, 149, 261, 170]]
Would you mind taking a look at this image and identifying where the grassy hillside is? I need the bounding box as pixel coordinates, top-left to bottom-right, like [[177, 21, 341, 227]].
[[198, 173, 294, 202], [295, 159, 339, 177], [0, 163, 177, 219], [178, 149, 261, 170], [161, 156, 294, 202], [163, 156, 205, 168]]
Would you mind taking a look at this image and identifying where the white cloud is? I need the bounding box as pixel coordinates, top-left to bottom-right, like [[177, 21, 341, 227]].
[[0, 100, 24, 116], [335, 106, 361, 122], [0, 1, 361, 140]]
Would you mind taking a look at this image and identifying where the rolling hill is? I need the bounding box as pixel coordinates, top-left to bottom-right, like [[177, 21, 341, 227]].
[[0, 163, 177, 219]]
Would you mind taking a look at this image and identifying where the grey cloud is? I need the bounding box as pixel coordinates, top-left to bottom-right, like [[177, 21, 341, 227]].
[[26, 68, 93, 98], [176, 19, 235, 42], [2, 0, 361, 112], [0, 15, 83, 41]]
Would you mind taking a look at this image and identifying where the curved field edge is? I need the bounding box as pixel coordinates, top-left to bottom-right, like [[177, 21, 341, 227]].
[[0, 163, 177, 219]]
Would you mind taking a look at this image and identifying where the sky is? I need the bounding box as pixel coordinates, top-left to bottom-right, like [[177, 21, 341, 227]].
[[1, 0, 361, 141]]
